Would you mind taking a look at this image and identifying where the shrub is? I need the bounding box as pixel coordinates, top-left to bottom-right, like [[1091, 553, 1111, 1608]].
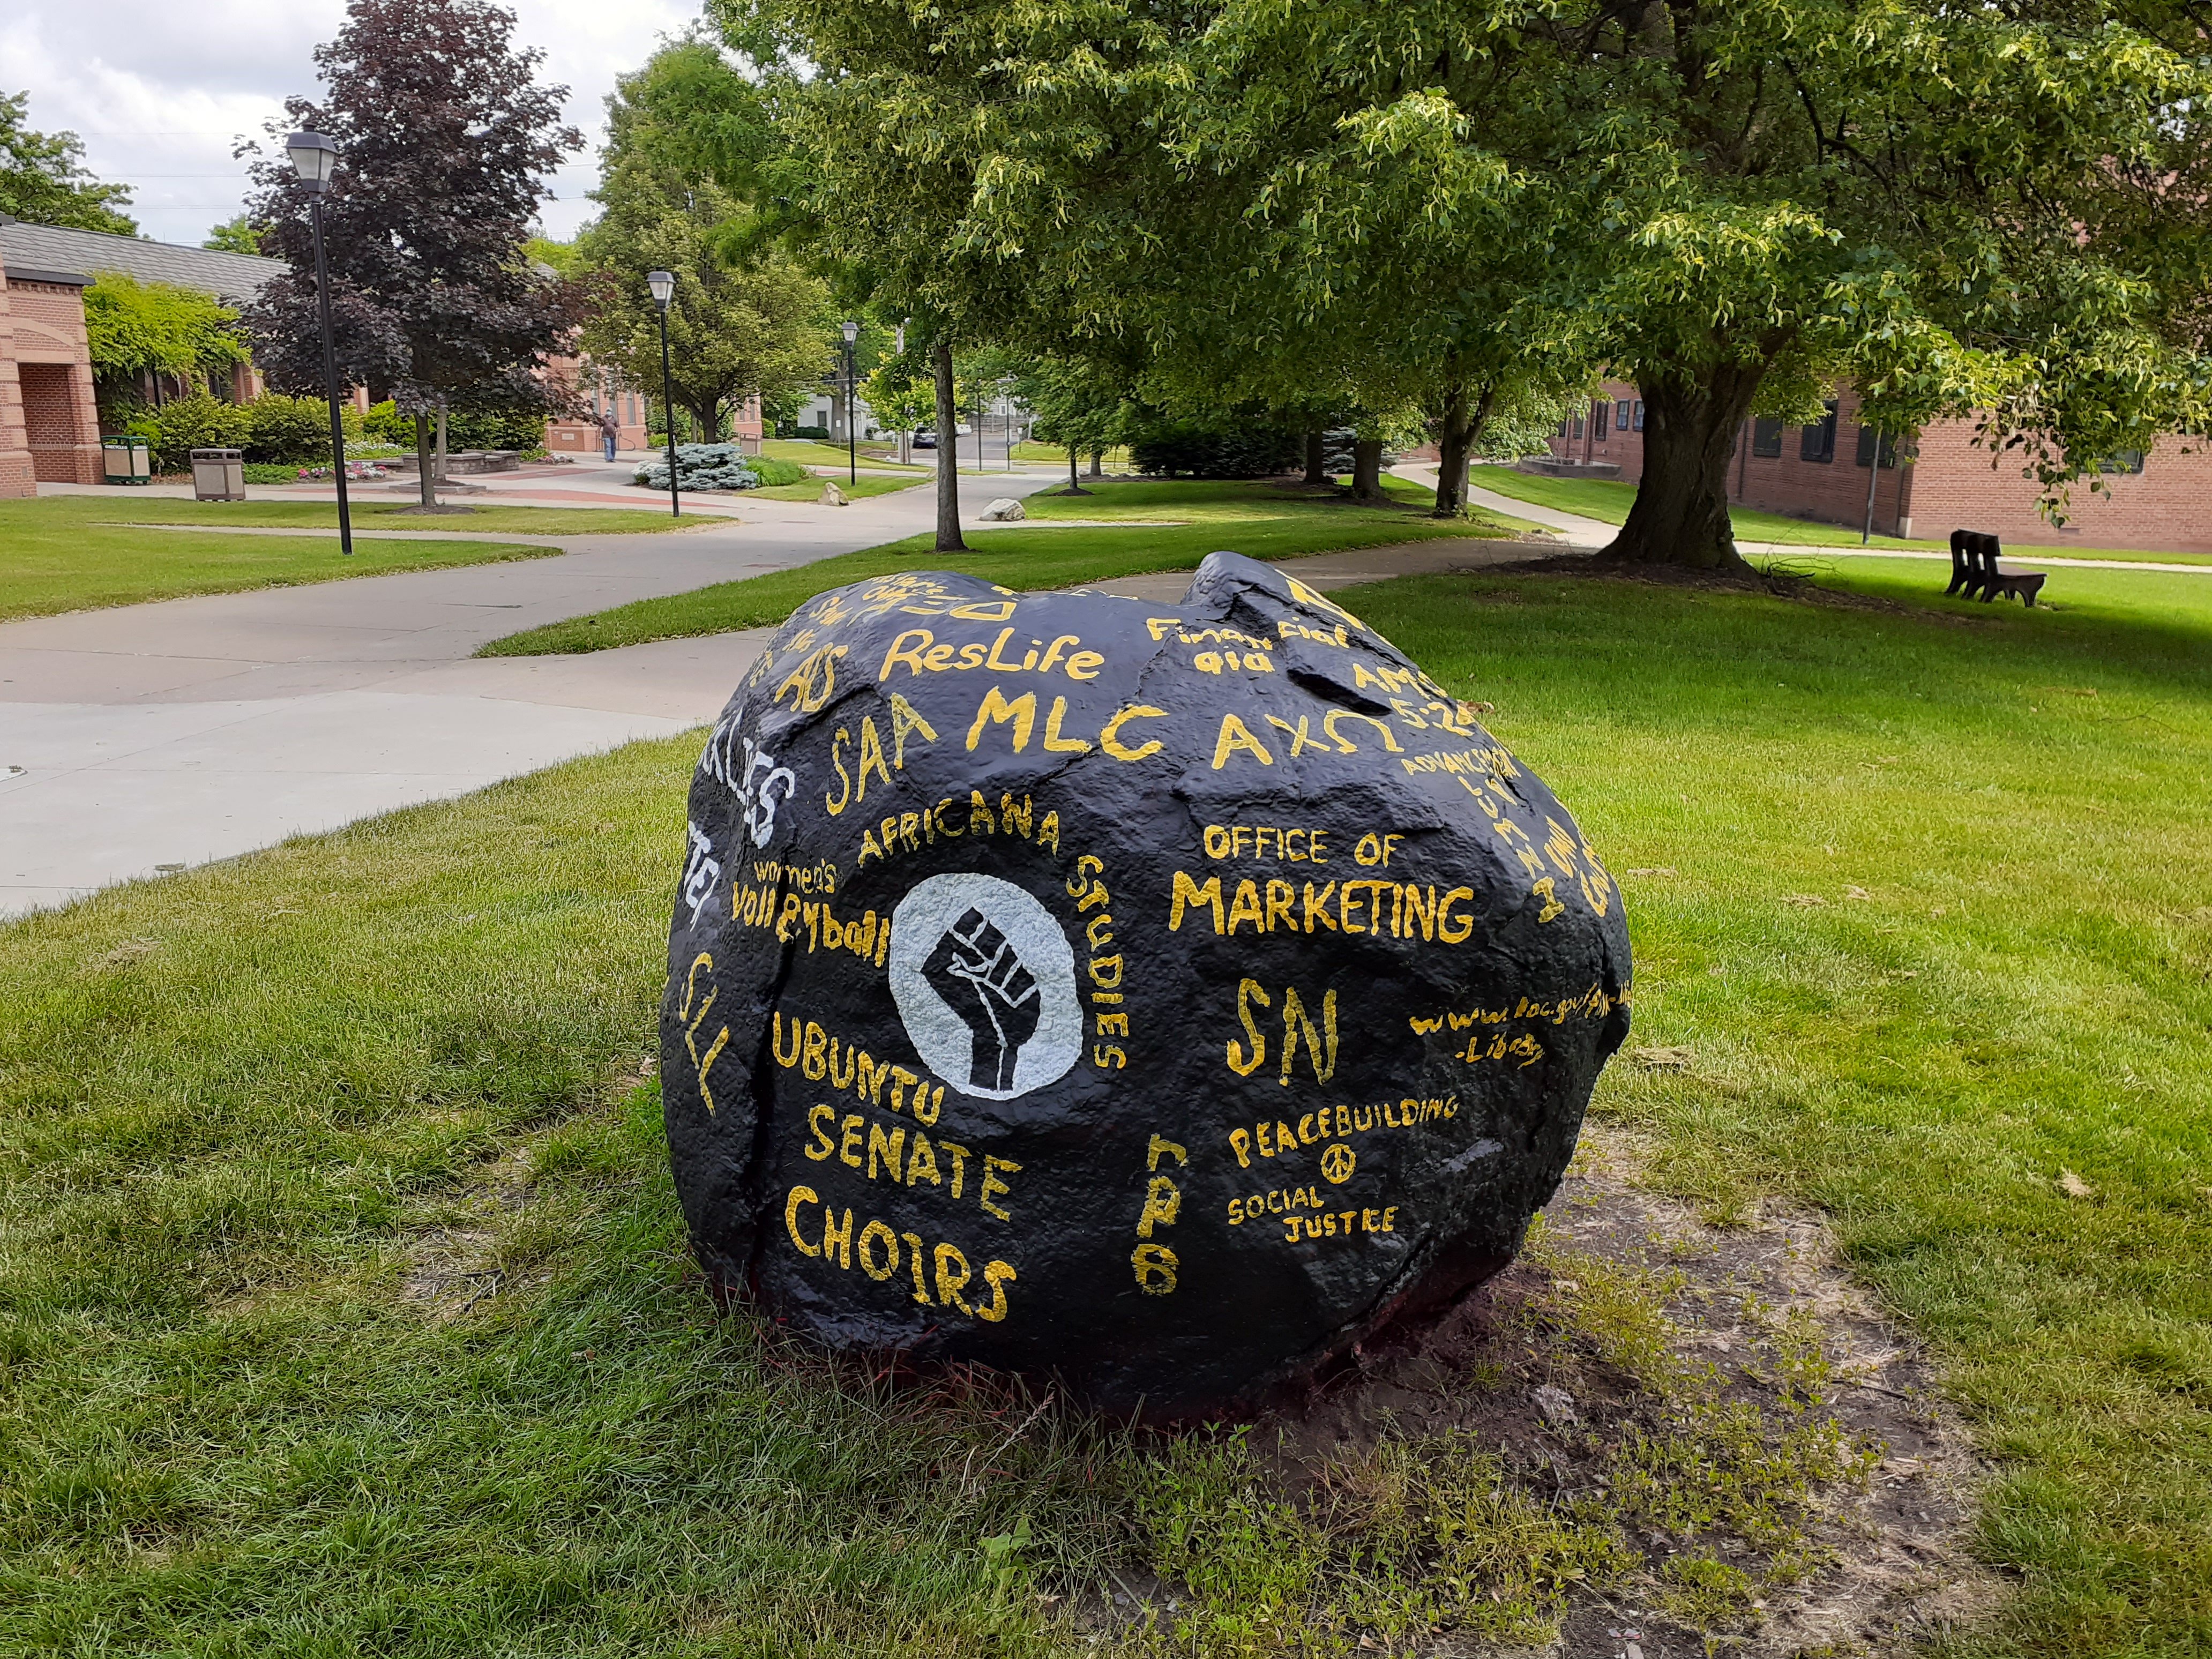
[[447, 408, 550, 452], [144, 395, 249, 471], [364, 400, 414, 445], [1131, 421, 1303, 479], [360, 403, 548, 453], [749, 455, 809, 487], [243, 394, 342, 464], [633, 443, 763, 492]]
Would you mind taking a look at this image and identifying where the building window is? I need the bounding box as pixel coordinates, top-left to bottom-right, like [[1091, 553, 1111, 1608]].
[[1853, 424, 1899, 468], [1593, 401, 1610, 440], [2094, 449, 2146, 475], [1631, 401, 1645, 430], [1800, 401, 1839, 463], [1617, 401, 1632, 431], [1571, 411, 1585, 439], [1752, 417, 1783, 458]]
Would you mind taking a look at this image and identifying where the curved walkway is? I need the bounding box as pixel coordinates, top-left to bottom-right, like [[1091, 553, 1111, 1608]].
[[0, 477, 1534, 920], [0, 477, 1035, 919]]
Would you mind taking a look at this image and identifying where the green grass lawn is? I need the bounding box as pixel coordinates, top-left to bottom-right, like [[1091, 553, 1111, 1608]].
[[749, 474, 925, 503], [18, 494, 715, 538], [1470, 464, 2212, 564], [761, 438, 928, 472], [0, 502, 556, 623], [480, 475, 1522, 656], [4, 556, 2205, 1655], [1013, 441, 1133, 466]]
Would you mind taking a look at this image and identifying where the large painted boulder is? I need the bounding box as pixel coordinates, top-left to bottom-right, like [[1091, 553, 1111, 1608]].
[[661, 552, 1630, 1417]]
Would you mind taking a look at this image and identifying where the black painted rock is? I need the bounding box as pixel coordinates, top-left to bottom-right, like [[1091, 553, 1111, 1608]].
[[661, 552, 1631, 1417]]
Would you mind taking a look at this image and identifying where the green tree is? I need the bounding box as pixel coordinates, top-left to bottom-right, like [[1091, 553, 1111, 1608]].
[[576, 43, 831, 446], [710, 0, 1177, 548], [1019, 354, 1144, 493], [0, 91, 137, 234], [1497, 0, 2212, 566], [201, 214, 265, 255]]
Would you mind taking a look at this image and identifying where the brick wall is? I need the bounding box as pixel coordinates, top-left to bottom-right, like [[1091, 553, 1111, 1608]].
[[1549, 376, 2212, 552], [0, 258, 34, 499], [4, 275, 101, 486], [1548, 380, 1914, 537], [19, 362, 99, 482], [1906, 422, 2212, 554]]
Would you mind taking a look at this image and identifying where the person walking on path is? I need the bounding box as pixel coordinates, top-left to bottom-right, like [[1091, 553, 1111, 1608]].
[[599, 407, 619, 462]]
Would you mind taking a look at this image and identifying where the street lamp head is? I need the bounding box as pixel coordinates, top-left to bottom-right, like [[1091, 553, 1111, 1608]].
[[841, 319, 858, 345], [285, 131, 340, 193], [647, 269, 676, 309]]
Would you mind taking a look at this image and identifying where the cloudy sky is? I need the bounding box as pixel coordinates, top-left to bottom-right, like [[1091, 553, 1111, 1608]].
[[1, 0, 698, 248]]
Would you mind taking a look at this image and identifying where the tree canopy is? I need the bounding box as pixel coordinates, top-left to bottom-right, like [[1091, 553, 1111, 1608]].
[[576, 41, 831, 443], [715, 0, 2212, 563], [201, 215, 265, 256], [239, 0, 582, 433], [0, 91, 137, 235]]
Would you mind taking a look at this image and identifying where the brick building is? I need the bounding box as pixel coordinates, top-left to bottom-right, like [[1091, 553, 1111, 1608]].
[[541, 371, 760, 455], [1546, 377, 2212, 553], [0, 216, 288, 497], [0, 218, 696, 492]]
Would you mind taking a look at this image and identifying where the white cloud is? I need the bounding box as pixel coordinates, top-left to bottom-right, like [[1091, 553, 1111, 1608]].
[[0, 0, 696, 248]]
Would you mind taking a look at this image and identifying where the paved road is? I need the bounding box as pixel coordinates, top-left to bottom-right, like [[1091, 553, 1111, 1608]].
[[0, 470, 1056, 919]]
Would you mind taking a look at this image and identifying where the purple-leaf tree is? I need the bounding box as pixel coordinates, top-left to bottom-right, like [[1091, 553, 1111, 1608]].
[[240, 0, 583, 509]]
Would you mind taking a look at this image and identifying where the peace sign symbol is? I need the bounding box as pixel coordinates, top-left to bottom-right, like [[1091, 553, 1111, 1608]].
[[1320, 1143, 1356, 1185]]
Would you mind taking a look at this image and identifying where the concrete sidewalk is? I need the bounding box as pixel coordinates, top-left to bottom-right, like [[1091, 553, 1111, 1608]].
[[0, 473, 1051, 920]]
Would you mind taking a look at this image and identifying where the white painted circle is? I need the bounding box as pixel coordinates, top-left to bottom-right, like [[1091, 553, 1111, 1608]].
[[888, 873, 1081, 1101]]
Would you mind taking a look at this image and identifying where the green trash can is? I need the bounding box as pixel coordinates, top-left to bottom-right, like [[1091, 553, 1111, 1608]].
[[101, 436, 152, 485]]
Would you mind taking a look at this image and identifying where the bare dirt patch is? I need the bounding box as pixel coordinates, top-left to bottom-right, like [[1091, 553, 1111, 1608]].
[[1264, 1129, 1998, 1655]]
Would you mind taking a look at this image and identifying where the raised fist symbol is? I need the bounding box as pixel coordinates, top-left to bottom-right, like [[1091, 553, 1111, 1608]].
[[924, 907, 1041, 1092]]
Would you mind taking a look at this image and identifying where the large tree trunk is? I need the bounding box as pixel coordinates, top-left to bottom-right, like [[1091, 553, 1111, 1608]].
[[1605, 366, 1764, 569], [933, 340, 965, 552], [1087, 449, 1103, 478], [414, 413, 437, 511], [1430, 383, 1497, 517], [1351, 438, 1386, 502], [1303, 428, 1326, 486]]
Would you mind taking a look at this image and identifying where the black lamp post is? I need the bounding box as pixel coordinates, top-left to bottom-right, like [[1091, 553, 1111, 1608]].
[[841, 319, 858, 487], [285, 131, 352, 556], [648, 270, 679, 518]]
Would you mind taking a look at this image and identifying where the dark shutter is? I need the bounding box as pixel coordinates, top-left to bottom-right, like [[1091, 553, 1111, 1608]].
[[1800, 401, 1839, 462]]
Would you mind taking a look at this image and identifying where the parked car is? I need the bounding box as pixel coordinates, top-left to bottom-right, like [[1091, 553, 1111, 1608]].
[[913, 429, 937, 448]]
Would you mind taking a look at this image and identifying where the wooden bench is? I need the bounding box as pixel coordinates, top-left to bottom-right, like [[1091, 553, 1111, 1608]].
[[1947, 529, 2046, 607]]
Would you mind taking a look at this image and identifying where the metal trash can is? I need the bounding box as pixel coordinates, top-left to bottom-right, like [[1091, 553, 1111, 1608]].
[[101, 435, 152, 485], [191, 447, 246, 502]]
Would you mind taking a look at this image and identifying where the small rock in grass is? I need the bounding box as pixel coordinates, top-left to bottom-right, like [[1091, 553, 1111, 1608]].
[[2058, 1168, 2096, 1200], [980, 497, 1025, 521], [820, 481, 849, 506]]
